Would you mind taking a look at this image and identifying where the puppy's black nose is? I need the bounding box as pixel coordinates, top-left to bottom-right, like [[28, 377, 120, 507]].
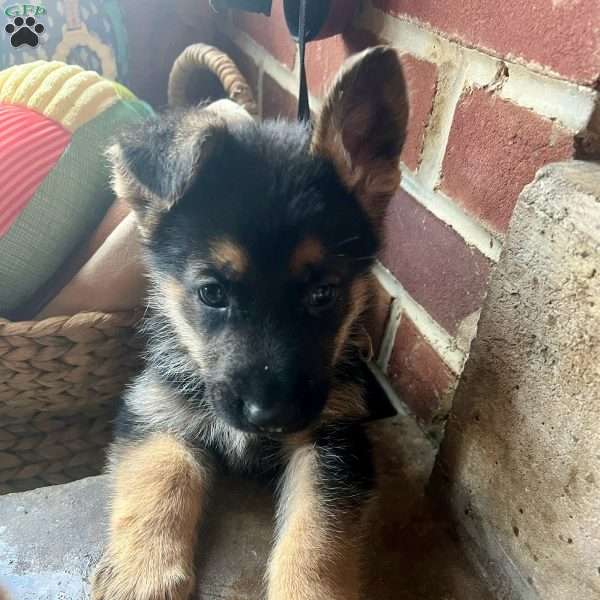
[[243, 400, 289, 431]]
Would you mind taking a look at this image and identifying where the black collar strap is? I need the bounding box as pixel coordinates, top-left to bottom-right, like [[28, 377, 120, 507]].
[[213, 1, 359, 123], [288, 1, 362, 123], [296, 0, 310, 122]]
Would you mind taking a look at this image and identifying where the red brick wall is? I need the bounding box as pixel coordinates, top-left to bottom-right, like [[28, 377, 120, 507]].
[[213, 1, 599, 427]]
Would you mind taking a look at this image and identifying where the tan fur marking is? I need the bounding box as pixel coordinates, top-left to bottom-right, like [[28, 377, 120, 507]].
[[210, 238, 249, 276], [289, 237, 324, 275], [268, 446, 365, 600], [322, 380, 368, 422], [333, 274, 372, 365], [92, 434, 209, 600], [157, 276, 209, 370], [107, 143, 163, 239]]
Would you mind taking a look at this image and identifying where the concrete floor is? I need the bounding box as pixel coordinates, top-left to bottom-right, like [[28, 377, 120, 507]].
[[0, 415, 494, 600]]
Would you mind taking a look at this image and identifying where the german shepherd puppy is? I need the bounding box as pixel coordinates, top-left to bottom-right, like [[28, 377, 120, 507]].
[[92, 46, 408, 600]]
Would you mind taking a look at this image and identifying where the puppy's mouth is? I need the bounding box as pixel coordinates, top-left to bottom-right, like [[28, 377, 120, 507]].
[[246, 419, 313, 436], [255, 425, 286, 434], [231, 412, 318, 436]]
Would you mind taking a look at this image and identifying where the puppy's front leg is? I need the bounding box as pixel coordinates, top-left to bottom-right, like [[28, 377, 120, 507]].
[[92, 433, 210, 600], [268, 425, 375, 600]]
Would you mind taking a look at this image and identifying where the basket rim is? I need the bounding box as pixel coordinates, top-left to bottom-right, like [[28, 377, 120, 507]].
[[0, 308, 144, 336], [168, 42, 257, 114]]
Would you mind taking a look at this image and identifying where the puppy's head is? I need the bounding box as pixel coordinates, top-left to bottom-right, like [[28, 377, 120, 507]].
[[109, 47, 408, 435]]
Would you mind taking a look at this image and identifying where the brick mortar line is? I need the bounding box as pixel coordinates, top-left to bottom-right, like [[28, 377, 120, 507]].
[[367, 361, 411, 417], [374, 262, 467, 375], [494, 60, 596, 133], [418, 58, 468, 189], [216, 21, 323, 112], [358, 5, 597, 132], [369, 363, 442, 448], [401, 168, 503, 262], [376, 298, 403, 370]]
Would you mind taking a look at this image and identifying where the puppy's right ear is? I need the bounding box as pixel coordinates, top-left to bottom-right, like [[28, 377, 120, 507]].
[[107, 110, 226, 237]]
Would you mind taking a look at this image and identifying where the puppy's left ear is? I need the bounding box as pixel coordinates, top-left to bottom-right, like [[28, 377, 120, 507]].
[[311, 46, 408, 233]]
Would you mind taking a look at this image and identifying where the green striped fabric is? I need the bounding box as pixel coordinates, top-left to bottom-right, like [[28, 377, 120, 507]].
[[0, 98, 154, 317]]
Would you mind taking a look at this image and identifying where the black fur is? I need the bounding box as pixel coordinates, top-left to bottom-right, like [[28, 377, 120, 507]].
[[315, 421, 376, 510]]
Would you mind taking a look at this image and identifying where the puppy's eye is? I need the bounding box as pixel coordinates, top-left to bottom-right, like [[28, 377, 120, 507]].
[[307, 284, 338, 311], [198, 283, 228, 308]]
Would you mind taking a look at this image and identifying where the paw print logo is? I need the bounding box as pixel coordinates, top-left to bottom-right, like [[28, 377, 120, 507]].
[[5, 16, 45, 48]]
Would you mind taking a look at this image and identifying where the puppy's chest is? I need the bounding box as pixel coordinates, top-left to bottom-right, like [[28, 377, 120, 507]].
[[200, 423, 283, 478], [124, 371, 284, 475]]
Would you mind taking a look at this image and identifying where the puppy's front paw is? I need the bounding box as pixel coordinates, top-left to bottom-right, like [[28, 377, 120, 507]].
[[91, 551, 195, 600]]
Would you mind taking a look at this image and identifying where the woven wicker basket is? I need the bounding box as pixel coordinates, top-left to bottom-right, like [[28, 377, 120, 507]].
[[0, 45, 256, 495], [0, 311, 144, 494]]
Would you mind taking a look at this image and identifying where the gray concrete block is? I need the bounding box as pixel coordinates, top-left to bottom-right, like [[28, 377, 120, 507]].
[[437, 161, 600, 599], [0, 476, 106, 600]]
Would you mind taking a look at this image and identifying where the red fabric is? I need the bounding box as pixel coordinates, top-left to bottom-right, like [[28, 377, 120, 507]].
[[0, 104, 71, 237]]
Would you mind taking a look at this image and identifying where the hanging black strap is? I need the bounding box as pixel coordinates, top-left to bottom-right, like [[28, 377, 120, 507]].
[[297, 0, 310, 122]]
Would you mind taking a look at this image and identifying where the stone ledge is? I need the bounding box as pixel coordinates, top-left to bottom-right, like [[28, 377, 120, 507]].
[[0, 476, 106, 600], [436, 160, 600, 600]]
